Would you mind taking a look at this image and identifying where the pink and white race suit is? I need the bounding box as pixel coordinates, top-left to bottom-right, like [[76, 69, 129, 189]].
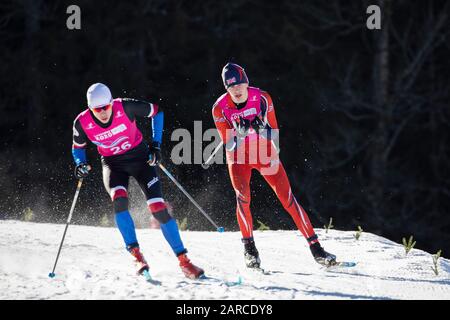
[[74, 98, 143, 157]]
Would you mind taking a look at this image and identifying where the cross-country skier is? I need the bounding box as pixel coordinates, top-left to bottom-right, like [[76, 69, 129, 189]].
[[211, 63, 337, 269], [72, 83, 204, 279]]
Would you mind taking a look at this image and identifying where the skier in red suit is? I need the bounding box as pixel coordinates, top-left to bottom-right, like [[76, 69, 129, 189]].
[[212, 63, 337, 269]]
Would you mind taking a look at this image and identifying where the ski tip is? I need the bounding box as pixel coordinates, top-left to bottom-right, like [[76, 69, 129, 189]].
[[48, 272, 56, 278], [142, 269, 152, 280], [327, 261, 357, 268], [224, 276, 243, 287], [342, 261, 357, 267], [217, 227, 225, 233]]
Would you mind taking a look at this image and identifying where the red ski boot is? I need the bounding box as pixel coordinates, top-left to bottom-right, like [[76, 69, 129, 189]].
[[129, 247, 149, 275], [178, 253, 204, 279]]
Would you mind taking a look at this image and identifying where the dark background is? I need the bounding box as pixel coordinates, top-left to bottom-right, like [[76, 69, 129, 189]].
[[0, 0, 449, 257]]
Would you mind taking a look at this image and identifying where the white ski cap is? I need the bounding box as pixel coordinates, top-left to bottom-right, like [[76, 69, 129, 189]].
[[86, 83, 113, 109]]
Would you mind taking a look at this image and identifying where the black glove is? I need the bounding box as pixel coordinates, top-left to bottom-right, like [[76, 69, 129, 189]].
[[250, 116, 265, 134], [148, 143, 162, 166], [74, 163, 91, 179], [235, 116, 251, 139]]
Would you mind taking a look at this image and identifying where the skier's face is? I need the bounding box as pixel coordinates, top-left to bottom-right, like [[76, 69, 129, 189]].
[[227, 83, 249, 104], [91, 103, 113, 123]]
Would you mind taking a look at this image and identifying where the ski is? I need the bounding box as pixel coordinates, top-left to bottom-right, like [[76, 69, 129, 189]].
[[199, 274, 243, 287], [141, 269, 162, 285], [253, 267, 271, 275], [325, 261, 357, 269]]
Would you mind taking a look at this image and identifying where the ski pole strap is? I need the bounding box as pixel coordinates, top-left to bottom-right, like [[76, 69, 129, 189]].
[[158, 163, 224, 232]]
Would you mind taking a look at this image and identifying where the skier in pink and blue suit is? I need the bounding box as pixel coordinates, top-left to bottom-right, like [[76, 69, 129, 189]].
[[72, 83, 204, 279]]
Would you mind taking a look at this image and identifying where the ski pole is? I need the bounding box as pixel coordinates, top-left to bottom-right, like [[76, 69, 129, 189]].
[[158, 163, 224, 233], [201, 141, 223, 169], [48, 178, 84, 278]]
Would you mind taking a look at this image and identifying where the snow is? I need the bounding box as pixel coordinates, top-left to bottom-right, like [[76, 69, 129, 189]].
[[1, 220, 449, 300]]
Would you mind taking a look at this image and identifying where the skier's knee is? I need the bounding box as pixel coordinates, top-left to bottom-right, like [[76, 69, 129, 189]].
[[110, 186, 128, 201], [280, 192, 295, 210], [153, 208, 172, 224], [281, 197, 292, 210], [148, 198, 166, 213], [113, 197, 129, 213], [111, 186, 129, 213], [147, 199, 172, 224], [235, 191, 250, 204]]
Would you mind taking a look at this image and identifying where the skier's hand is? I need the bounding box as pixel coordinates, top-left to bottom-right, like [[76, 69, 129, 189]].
[[74, 163, 91, 179], [148, 144, 162, 166], [235, 116, 251, 139], [250, 116, 265, 134]]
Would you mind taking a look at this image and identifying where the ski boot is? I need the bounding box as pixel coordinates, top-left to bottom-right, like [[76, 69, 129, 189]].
[[178, 253, 205, 279], [128, 246, 149, 275], [310, 242, 337, 267], [243, 238, 261, 269]]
